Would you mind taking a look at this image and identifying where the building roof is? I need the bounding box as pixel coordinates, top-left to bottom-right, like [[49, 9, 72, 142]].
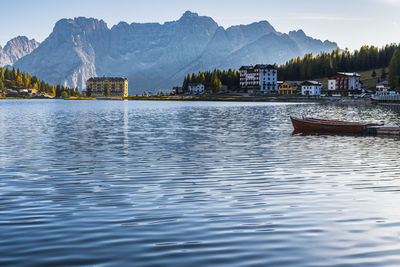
[[282, 81, 302, 87], [188, 83, 204, 87], [239, 64, 277, 70], [338, 72, 360, 77], [254, 64, 277, 70], [301, 80, 322, 86], [329, 72, 360, 79], [88, 77, 128, 81], [377, 80, 389, 86], [239, 65, 254, 70]]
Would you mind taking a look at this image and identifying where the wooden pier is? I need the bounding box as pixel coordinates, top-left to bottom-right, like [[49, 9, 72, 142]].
[[372, 95, 400, 103], [365, 126, 400, 136]]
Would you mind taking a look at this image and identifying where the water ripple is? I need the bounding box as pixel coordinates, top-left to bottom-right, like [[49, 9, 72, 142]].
[[1, 100, 400, 266]]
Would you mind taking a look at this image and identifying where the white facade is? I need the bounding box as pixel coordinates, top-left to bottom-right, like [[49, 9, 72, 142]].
[[328, 72, 361, 91], [240, 64, 278, 94], [301, 81, 322, 96], [376, 81, 390, 92], [328, 79, 336, 90], [188, 83, 205, 94]]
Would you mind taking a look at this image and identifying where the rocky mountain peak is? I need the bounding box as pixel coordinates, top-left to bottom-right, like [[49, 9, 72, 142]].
[[53, 17, 109, 36], [177, 11, 218, 29], [181, 11, 199, 19], [289, 29, 306, 37], [0, 36, 40, 67]]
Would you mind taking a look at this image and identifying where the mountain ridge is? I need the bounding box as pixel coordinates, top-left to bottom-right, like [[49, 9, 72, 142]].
[[0, 36, 40, 67], [13, 11, 338, 93]]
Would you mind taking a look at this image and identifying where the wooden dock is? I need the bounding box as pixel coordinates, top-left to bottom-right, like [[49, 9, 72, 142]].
[[365, 126, 400, 136]]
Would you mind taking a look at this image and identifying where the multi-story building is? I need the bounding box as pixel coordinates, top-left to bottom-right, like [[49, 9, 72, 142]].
[[327, 72, 361, 96], [87, 77, 128, 97], [301, 81, 322, 96], [172, 86, 183, 95], [239, 64, 278, 94], [188, 83, 205, 94]]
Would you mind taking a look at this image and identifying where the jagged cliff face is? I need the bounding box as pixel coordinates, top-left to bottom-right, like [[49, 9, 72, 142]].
[[0, 36, 40, 67], [14, 11, 338, 93]]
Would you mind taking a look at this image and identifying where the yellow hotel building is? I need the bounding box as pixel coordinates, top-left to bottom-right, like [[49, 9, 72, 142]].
[[87, 77, 128, 97]]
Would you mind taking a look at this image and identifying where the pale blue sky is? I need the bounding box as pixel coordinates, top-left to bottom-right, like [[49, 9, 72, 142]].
[[1, 0, 399, 50]]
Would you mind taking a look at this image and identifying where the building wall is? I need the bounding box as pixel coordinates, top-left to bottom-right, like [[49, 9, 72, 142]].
[[87, 78, 128, 97], [328, 79, 336, 90], [301, 85, 322, 96], [240, 65, 278, 94], [240, 71, 258, 87], [189, 84, 205, 94], [278, 82, 297, 95], [259, 68, 278, 93], [348, 76, 361, 90], [328, 74, 361, 91]]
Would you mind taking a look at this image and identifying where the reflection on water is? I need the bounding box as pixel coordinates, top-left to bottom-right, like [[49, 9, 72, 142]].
[[1, 100, 400, 266]]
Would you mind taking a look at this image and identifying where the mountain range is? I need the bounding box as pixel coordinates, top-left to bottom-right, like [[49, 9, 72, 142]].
[[0, 36, 39, 67], [3, 11, 338, 93]]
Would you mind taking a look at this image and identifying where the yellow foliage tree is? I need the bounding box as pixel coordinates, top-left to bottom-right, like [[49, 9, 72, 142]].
[[16, 73, 24, 88]]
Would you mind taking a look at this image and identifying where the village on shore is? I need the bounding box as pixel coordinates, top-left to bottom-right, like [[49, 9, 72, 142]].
[[2, 64, 398, 103], [68, 63, 396, 103]]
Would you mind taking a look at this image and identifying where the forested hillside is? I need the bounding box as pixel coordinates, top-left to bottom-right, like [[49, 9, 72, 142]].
[[0, 67, 79, 97], [278, 44, 397, 81]]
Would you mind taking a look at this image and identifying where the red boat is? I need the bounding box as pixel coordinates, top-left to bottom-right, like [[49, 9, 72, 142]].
[[290, 117, 381, 134]]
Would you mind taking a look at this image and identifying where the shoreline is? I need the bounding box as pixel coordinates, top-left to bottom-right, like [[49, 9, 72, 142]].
[[0, 95, 395, 106]]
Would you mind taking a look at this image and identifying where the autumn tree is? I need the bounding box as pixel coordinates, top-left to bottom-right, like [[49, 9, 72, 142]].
[[0, 79, 6, 96], [16, 73, 24, 88], [210, 71, 222, 94], [104, 84, 110, 96]]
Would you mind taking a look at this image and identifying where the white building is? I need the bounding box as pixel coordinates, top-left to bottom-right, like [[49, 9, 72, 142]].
[[188, 83, 205, 94], [376, 81, 390, 92], [328, 72, 361, 96], [239, 64, 278, 94], [301, 81, 322, 96]]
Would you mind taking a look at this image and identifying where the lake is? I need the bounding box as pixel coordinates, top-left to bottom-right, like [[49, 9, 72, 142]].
[[1, 100, 400, 266]]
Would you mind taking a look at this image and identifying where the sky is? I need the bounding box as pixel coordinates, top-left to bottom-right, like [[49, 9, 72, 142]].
[[0, 0, 399, 51]]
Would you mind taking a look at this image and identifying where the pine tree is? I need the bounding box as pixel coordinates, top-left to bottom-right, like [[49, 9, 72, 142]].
[[182, 74, 190, 92], [0, 68, 5, 81], [4, 69, 11, 80], [381, 67, 387, 80], [389, 46, 400, 89], [210, 71, 222, 94], [0, 79, 6, 96]]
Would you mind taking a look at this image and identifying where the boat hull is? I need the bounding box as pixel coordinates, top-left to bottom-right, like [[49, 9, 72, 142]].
[[290, 117, 373, 134]]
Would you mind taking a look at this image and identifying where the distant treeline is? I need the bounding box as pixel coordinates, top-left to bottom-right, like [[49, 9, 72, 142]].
[[180, 44, 399, 92], [0, 67, 79, 97], [389, 45, 400, 89], [278, 44, 397, 81], [182, 69, 239, 93]]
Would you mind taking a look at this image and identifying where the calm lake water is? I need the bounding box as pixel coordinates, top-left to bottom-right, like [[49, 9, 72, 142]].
[[1, 100, 400, 266]]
